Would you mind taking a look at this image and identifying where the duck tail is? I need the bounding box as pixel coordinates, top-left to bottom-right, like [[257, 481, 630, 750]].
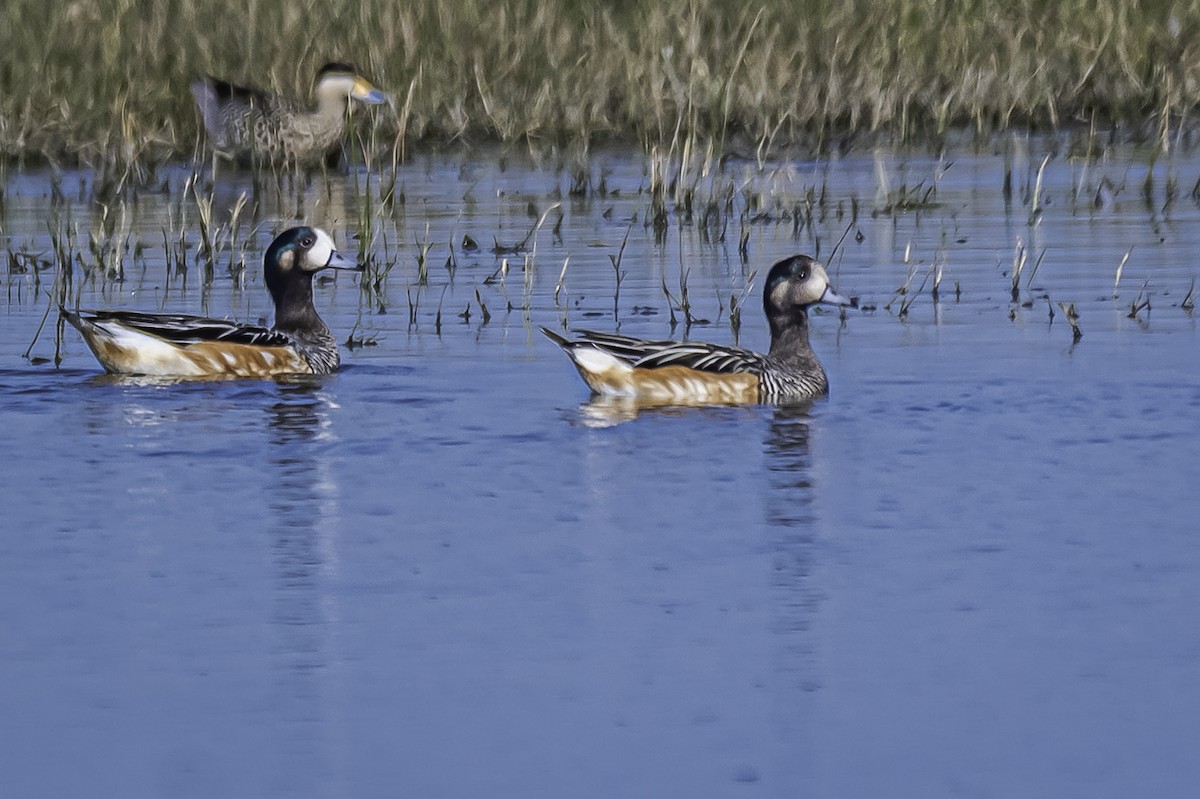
[[190, 79, 222, 137], [59, 305, 87, 333], [539, 325, 572, 349], [539, 327, 633, 393]]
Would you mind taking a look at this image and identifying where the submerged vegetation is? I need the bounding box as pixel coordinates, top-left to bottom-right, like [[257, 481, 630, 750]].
[[3, 0, 1200, 167], [9, 137, 1196, 372], [4, 1, 1200, 365]]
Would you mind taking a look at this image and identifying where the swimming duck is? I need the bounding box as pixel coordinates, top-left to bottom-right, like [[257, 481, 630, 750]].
[[62, 227, 363, 378], [541, 255, 854, 403], [191, 62, 387, 165]]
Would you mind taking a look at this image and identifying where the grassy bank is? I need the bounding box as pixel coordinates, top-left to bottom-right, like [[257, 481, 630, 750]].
[[2, 0, 1198, 167]]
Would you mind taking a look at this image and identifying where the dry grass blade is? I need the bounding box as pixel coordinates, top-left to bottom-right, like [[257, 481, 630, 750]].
[[1113, 247, 1132, 298], [554, 257, 571, 308], [474, 288, 492, 325], [1029, 154, 1051, 224], [609, 221, 634, 322], [729, 270, 757, 344], [1057, 301, 1083, 342], [1127, 280, 1151, 319]]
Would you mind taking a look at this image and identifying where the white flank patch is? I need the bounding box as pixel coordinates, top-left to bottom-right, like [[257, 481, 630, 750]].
[[572, 347, 630, 377], [94, 321, 206, 376], [306, 229, 337, 269]]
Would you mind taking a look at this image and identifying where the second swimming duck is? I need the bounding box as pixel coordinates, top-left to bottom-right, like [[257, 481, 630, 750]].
[[542, 255, 853, 403], [191, 62, 387, 166]]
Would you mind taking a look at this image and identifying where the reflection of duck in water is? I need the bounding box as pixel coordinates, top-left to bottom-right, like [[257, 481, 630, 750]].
[[543, 255, 853, 404], [762, 403, 826, 708], [62, 227, 362, 378], [765, 404, 816, 524], [263, 382, 338, 785], [191, 62, 387, 166]]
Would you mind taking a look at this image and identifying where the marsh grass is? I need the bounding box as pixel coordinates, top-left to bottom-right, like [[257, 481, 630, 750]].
[[727, 270, 757, 345], [1010, 237, 1028, 304], [608, 222, 632, 322], [9, 108, 1196, 368], [5, 0, 1200, 171], [1127, 280, 1152, 320], [1058, 301, 1084, 342]]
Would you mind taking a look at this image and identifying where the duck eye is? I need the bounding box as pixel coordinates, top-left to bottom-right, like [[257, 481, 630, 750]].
[[300, 235, 316, 249]]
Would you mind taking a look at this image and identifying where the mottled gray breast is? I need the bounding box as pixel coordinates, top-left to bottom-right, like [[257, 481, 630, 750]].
[[292, 328, 341, 375], [758, 356, 829, 400]]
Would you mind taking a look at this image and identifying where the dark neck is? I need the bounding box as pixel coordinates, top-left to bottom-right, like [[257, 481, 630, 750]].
[[272, 273, 328, 338], [766, 307, 812, 363]]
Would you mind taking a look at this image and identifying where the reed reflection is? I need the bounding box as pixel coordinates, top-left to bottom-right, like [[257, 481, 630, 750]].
[[200, 168, 352, 235]]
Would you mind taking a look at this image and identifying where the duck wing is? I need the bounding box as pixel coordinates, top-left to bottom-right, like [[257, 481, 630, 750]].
[[74, 310, 293, 348], [191, 75, 293, 148], [565, 329, 768, 375], [194, 75, 277, 110]]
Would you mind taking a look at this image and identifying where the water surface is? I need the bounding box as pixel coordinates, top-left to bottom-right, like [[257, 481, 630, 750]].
[[1, 144, 1198, 797]]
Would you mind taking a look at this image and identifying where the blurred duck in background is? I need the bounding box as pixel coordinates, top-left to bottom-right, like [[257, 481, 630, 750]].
[[191, 62, 387, 166]]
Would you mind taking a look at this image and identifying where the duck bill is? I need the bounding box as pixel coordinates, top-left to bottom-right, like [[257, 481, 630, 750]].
[[351, 78, 388, 105], [323, 251, 364, 272], [818, 284, 856, 307]]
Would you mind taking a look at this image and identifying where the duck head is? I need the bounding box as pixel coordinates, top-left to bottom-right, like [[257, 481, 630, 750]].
[[314, 62, 387, 107], [762, 255, 854, 335], [264, 227, 361, 330]]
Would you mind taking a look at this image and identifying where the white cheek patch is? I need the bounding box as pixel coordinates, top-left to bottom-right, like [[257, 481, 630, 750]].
[[305, 229, 336, 270], [315, 75, 357, 101], [803, 271, 830, 305], [315, 73, 385, 104], [770, 280, 792, 310]]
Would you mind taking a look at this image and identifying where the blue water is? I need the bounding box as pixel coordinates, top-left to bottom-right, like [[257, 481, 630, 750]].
[[1, 144, 1198, 797]]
